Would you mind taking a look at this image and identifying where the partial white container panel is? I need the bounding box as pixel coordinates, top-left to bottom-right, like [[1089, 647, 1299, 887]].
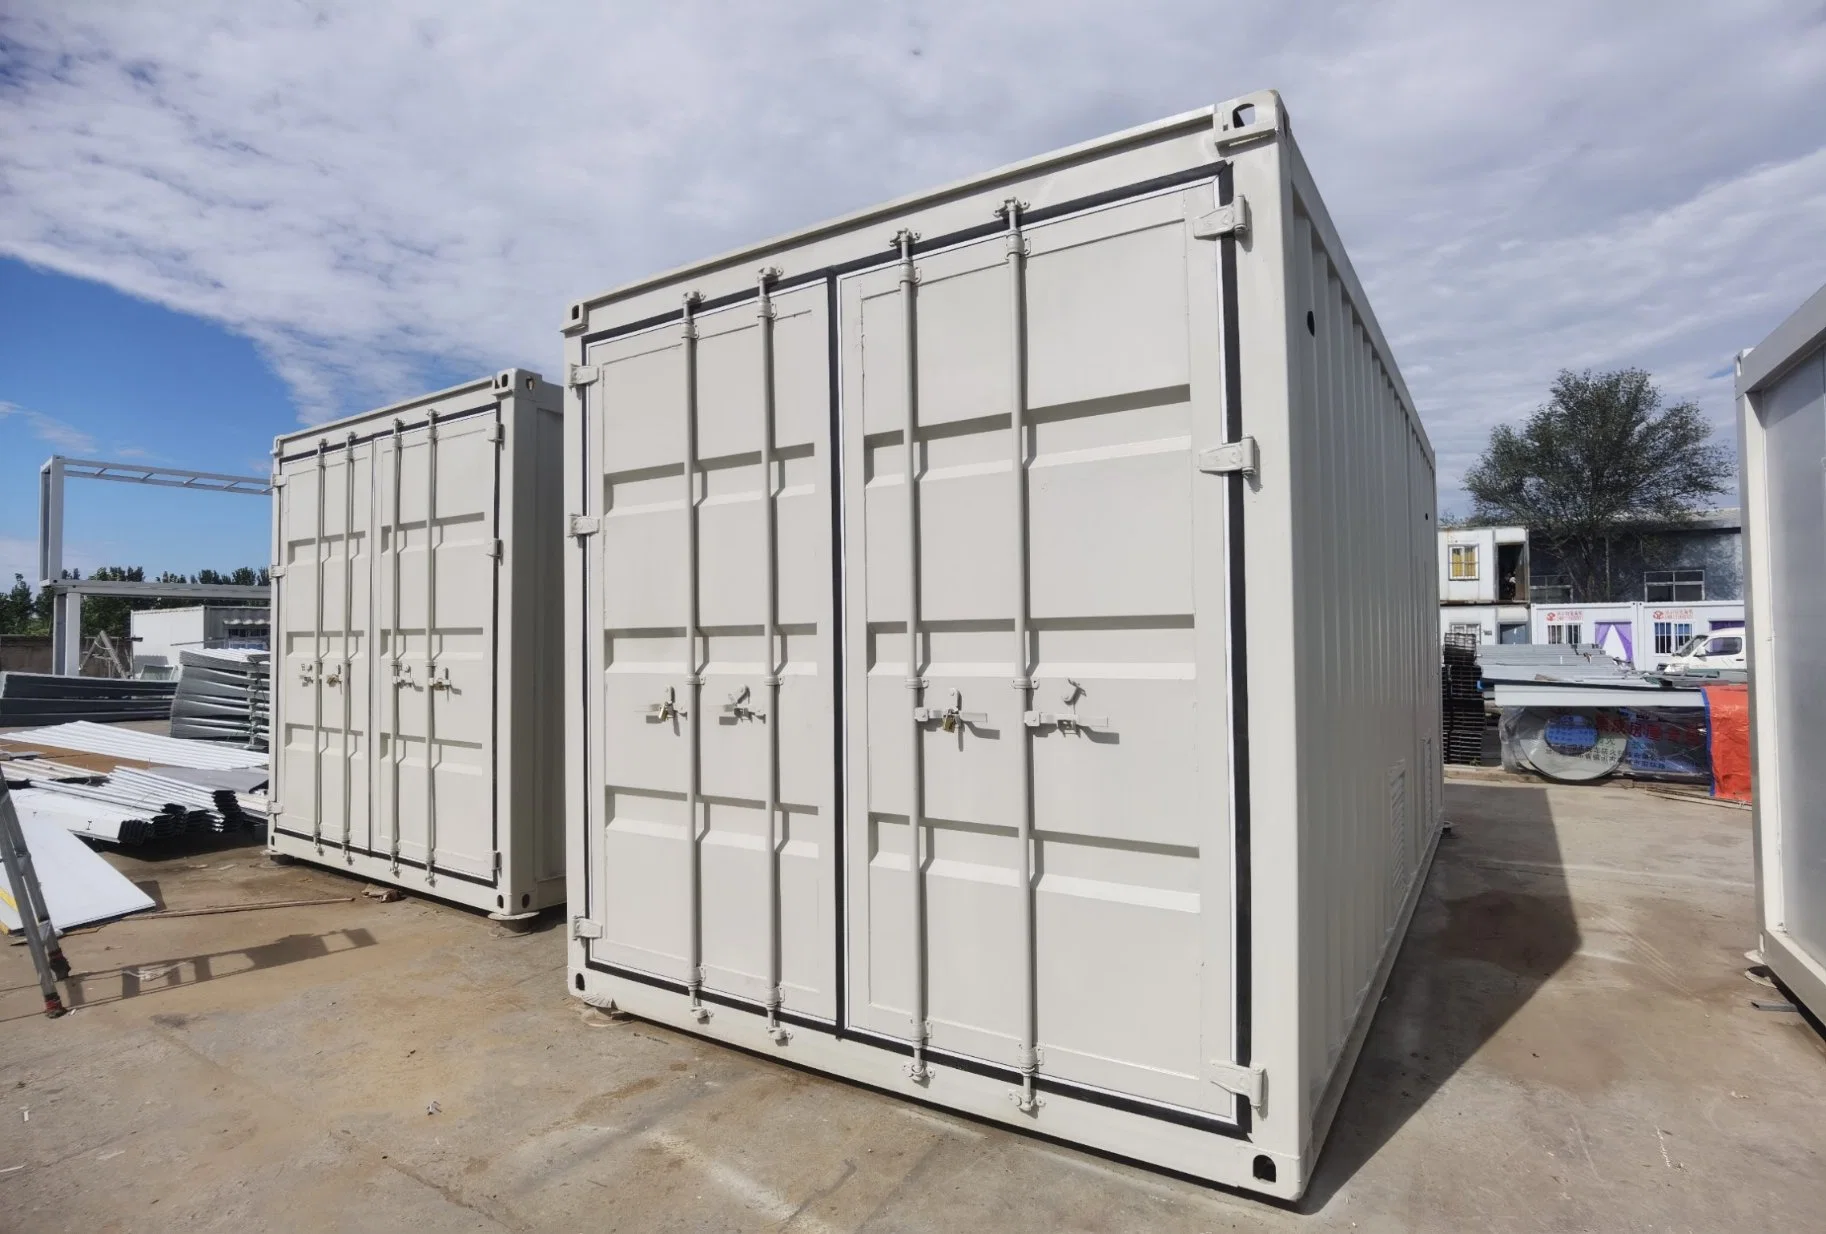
[[564, 90, 1439, 1201], [269, 370, 565, 917], [1739, 280, 1826, 1024]]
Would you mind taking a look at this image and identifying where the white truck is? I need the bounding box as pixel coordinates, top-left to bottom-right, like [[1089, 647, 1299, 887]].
[[1659, 624, 1746, 678]]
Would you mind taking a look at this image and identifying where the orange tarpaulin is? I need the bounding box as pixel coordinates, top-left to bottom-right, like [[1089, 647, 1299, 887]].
[[1705, 684, 1751, 803]]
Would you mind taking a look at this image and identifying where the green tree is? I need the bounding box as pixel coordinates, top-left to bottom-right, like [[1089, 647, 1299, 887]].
[[1463, 368, 1733, 602], [80, 566, 149, 640], [0, 573, 51, 636]]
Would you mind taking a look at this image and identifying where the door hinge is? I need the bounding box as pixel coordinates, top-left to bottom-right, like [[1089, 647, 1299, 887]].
[[1192, 196, 1250, 241], [493, 851, 503, 875], [567, 364, 600, 388], [571, 917, 605, 940], [488, 538, 504, 561], [270, 473, 288, 489], [1198, 437, 1258, 477], [1209, 1061, 1267, 1114], [487, 422, 505, 445], [568, 514, 600, 538], [270, 565, 287, 579]]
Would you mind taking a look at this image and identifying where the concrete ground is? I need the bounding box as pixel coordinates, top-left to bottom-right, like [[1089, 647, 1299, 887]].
[[3, 780, 1822, 1232]]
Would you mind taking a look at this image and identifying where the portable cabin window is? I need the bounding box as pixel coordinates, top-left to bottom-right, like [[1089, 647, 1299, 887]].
[[1654, 621, 1695, 655], [1449, 544, 1480, 581], [1531, 575, 1573, 603], [1548, 623, 1583, 646], [1645, 569, 1705, 602]]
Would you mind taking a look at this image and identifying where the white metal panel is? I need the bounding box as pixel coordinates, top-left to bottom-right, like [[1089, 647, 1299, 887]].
[[129, 608, 206, 671], [1282, 165, 1440, 1135], [838, 187, 1234, 1113], [1740, 293, 1826, 1022], [0, 814, 155, 930], [0, 721, 268, 770], [269, 371, 565, 917], [582, 282, 838, 1019], [276, 432, 378, 862]]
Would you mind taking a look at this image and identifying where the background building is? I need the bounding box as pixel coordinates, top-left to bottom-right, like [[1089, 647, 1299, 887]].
[[1439, 525, 1531, 644], [1528, 508, 1742, 604], [1439, 511, 1743, 656]]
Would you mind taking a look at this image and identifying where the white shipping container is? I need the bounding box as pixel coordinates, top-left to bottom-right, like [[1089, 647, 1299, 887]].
[[268, 371, 566, 919], [561, 91, 1441, 1199], [1738, 280, 1826, 1025], [131, 605, 269, 677], [1531, 601, 1744, 669]]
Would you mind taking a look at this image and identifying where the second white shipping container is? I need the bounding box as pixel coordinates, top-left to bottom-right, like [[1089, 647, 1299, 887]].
[[1739, 280, 1826, 1025], [562, 90, 1440, 1199], [268, 371, 566, 918]]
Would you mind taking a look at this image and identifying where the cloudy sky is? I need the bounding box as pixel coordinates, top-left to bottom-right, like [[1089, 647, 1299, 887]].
[[3, 0, 1825, 580]]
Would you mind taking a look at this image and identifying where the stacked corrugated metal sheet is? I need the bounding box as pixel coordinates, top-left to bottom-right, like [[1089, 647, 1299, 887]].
[[170, 649, 270, 747], [1441, 632, 1485, 765], [0, 672, 176, 726], [0, 723, 268, 846]]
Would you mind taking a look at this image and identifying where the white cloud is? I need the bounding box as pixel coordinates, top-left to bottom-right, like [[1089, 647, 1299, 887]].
[[0, 399, 98, 454], [2, 0, 1824, 509], [0, 536, 38, 590]]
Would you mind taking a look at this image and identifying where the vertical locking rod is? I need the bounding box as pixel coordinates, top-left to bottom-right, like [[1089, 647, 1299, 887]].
[[682, 293, 709, 1020], [311, 439, 328, 851], [388, 420, 405, 873], [340, 431, 358, 863], [758, 269, 788, 1042], [895, 229, 932, 1081], [423, 410, 440, 882], [267, 441, 283, 824], [1001, 198, 1041, 1113]]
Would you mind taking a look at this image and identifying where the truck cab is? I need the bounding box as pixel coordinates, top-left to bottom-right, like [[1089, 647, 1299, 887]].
[[1662, 628, 1747, 676]]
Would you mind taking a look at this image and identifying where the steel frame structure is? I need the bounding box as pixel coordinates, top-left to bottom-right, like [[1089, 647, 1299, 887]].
[[37, 455, 273, 676]]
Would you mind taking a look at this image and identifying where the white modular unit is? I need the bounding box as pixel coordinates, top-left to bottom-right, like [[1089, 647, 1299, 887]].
[[1440, 604, 1531, 646], [562, 91, 1440, 1200], [269, 371, 566, 918], [131, 605, 270, 676], [1738, 281, 1826, 1025], [1531, 601, 1745, 669], [1438, 525, 1528, 606], [1634, 601, 1743, 670], [1532, 602, 1634, 657]]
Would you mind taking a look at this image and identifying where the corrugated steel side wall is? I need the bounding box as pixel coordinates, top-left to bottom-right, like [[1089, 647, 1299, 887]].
[[1282, 169, 1441, 1124]]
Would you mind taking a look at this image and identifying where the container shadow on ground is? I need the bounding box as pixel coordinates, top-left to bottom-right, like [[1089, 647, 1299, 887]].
[[1304, 782, 1577, 1208], [0, 928, 377, 1023]]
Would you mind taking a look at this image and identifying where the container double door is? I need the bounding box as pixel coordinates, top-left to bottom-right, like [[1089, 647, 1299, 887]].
[[581, 186, 1241, 1119], [275, 412, 502, 882]]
